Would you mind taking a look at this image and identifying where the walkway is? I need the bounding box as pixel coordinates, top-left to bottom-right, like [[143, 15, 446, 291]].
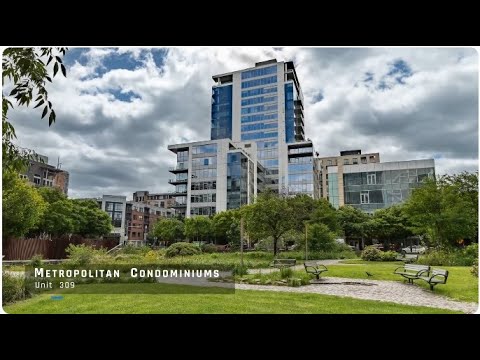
[[248, 259, 346, 274], [234, 277, 478, 314]]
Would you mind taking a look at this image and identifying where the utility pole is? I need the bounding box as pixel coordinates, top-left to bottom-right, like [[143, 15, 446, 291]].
[[240, 217, 244, 267]]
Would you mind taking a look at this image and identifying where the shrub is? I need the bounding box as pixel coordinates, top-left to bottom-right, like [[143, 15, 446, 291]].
[[308, 223, 336, 251], [232, 264, 249, 276], [65, 244, 96, 265], [471, 258, 478, 277], [30, 254, 43, 267], [361, 246, 382, 261], [201, 243, 217, 253], [287, 278, 302, 287], [121, 245, 151, 255], [418, 247, 478, 266], [165, 242, 201, 258], [144, 250, 158, 262], [380, 251, 398, 261], [280, 267, 293, 278], [2, 272, 26, 305]]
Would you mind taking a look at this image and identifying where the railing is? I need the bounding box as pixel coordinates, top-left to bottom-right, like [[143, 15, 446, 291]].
[[168, 178, 188, 184]]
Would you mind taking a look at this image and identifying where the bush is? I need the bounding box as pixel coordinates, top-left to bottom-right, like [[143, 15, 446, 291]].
[[308, 223, 336, 251], [280, 267, 293, 278], [121, 245, 151, 255], [472, 258, 478, 277], [361, 246, 382, 261], [232, 264, 249, 276], [418, 247, 478, 266], [2, 272, 27, 305], [65, 244, 96, 265], [30, 254, 43, 267], [380, 251, 398, 261], [165, 242, 201, 258], [201, 243, 217, 253], [144, 250, 158, 262], [287, 278, 302, 287]]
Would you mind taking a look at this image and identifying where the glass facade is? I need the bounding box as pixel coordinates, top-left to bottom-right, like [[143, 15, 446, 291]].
[[105, 201, 124, 228], [285, 83, 295, 143], [242, 86, 277, 98], [288, 155, 314, 197], [227, 152, 249, 209], [241, 113, 278, 123], [190, 143, 218, 216], [211, 85, 232, 140], [341, 167, 435, 213], [241, 75, 277, 89], [241, 65, 277, 80]]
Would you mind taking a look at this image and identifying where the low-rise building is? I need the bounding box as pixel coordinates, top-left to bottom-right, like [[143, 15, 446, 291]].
[[125, 201, 174, 244], [20, 154, 70, 195]]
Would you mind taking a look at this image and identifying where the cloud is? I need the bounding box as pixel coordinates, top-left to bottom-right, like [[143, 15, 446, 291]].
[[6, 47, 478, 199]]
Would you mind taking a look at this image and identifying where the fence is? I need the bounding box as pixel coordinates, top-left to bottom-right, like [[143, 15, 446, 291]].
[[2, 236, 119, 260]]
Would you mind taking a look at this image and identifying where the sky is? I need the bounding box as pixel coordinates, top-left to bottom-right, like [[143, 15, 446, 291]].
[[6, 47, 479, 199]]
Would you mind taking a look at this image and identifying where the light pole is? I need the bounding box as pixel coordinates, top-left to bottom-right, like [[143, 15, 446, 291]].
[[305, 222, 308, 261]]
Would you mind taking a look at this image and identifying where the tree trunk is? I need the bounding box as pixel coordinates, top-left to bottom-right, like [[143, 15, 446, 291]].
[[273, 237, 278, 256]]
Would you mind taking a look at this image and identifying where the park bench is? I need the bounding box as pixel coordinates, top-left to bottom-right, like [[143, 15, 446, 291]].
[[304, 261, 328, 280], [418, 269, 449, 291], [395, 253, 419, 263], [270, 259, 296, 269], [394, 264, 430, 284]]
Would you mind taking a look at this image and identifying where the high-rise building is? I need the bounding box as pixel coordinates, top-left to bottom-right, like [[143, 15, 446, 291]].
[[327, 159, 435, 213], [211, 59, 312, 194], [168, 59, 316, 217], [19, 154, 70, 195]]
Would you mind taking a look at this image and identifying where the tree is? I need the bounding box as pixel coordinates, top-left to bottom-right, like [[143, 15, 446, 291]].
[[369, 205, 413, 249], [2, 173, 46, 238], [243, 191, 294, 255], [212, 210, 241, 245], [184, 217, 212, 243], [71, 200, 112, 238], [309, 198, 341, 234], [403, 175, 477, 248], [2, 47, 67, 173], [337, 205, 370, 246], [33, 199, 76, 237], [151, 218, 185, 246], [307, 223, 336, 251]]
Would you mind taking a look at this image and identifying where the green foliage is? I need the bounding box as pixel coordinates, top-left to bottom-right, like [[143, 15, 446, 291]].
[[144, 250, 158, 262], [308, 198, 341, 234], [184, 217, 212, 242], [232, 264, 249, 276], [361, 246, 382, 261], [2, 47, 67, 173], [287, 278, 302, 287], [380, 251, 398, 261], [121, 245, 151, 255], [307, 223, 336, 251], [280, 267, 293, 278], [417, 245, 478, 266], [471, 258, 478, 278], [37, 187, 66, 204], [369, 205, 414, 242], [65, 244, 106, 266], [243, 191, 294, 255], [2, 173, 46, 237], [165, 242, 201, 258], [201, 243, 217, 253], [212, 210, 241, 244], [72, 199, 113, 237], [35, 199, 76, 236], [151, 218, 185, 245], [337, 206, 370, 240], [30, 254, 43, 267], [404, 175, 478, 248], [2, 272, 28, 305]]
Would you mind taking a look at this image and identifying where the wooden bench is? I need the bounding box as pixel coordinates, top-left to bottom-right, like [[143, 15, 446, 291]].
[[270, 259, 296, 269], [394, 264, 430, 284], [395, 253, 419, 263], [304, 261, 328, 280], [418, 269, 449, 291]]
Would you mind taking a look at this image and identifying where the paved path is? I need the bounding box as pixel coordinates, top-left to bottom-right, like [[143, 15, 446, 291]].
[[249, 259, 346, 274], [234, 277, 478, 314]]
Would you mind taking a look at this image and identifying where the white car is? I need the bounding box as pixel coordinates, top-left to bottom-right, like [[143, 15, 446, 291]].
[[402, 245, 426, 254]]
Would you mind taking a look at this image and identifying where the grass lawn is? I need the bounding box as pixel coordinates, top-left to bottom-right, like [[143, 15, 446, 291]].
[[3, 283, 460, 314], [300, 260, 478, 303]]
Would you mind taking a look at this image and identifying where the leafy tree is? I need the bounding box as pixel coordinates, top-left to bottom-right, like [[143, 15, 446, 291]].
[[212, 210, 241, 245], [2, 173, 46, 237], [151, 218, 185, 245], [337, 205, 370, 244], [309, 198, 341, 234], [288, 194, 318, 231], [71, 200, 112, 238], [243, 191, 294, 255], [184, 216, 212, 242], [307, 223, 336, 251], [369, 205, 414, 248], [33, 199, 76, 237], [37, 186, 67, 204], [2, 47, 67, 173], [404, 175, 478, 248]]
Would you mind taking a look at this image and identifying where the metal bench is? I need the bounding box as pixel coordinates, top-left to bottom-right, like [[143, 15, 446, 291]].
[[304, 261, 328, 280], [418, 269, 449, 291], [395, 253, 419, 263], [394, 264, 430, 284], [270, 259, 296, 269]]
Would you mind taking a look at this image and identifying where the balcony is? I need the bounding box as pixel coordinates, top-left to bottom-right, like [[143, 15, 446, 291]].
[[294, 116, 304, 128], [172, 189, 188, 195], [169, 166, 188, 174], [171, 202, 187, 208], [295, 133, 305, 141], [294, 107, 304, 117], [294, 99, 303, 110], [168, 178, 188, 185]]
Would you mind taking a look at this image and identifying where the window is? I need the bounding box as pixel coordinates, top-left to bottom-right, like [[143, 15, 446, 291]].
[[241, 113, 277, 123], [327, 160, 332, 166], [343, 159, 349, 165], [241, 65, 277, 80], [369, 155, 376, 161], [242, 86, 277, 98], [19, 174, 28, 180], [352, 158, 358, 164], [360, 192, 369, 204], [33, 175, 41, 185], [367, 173, 376, 185], [361, 157, 367, 164]]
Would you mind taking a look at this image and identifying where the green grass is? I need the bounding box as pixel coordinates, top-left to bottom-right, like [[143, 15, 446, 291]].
[[2, 265, 25, 272], [3, 283, 460, 314], [306, 260, 478, 303]]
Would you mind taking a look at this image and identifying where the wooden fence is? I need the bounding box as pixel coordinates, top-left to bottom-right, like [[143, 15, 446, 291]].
[[2, 236, 119, 260]]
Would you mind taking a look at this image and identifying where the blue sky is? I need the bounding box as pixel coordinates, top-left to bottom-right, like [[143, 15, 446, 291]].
[[7, 47, 479, 198]]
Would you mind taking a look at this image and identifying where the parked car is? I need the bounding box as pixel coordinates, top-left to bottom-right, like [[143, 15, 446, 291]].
[[402, 245, 426, 254]]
